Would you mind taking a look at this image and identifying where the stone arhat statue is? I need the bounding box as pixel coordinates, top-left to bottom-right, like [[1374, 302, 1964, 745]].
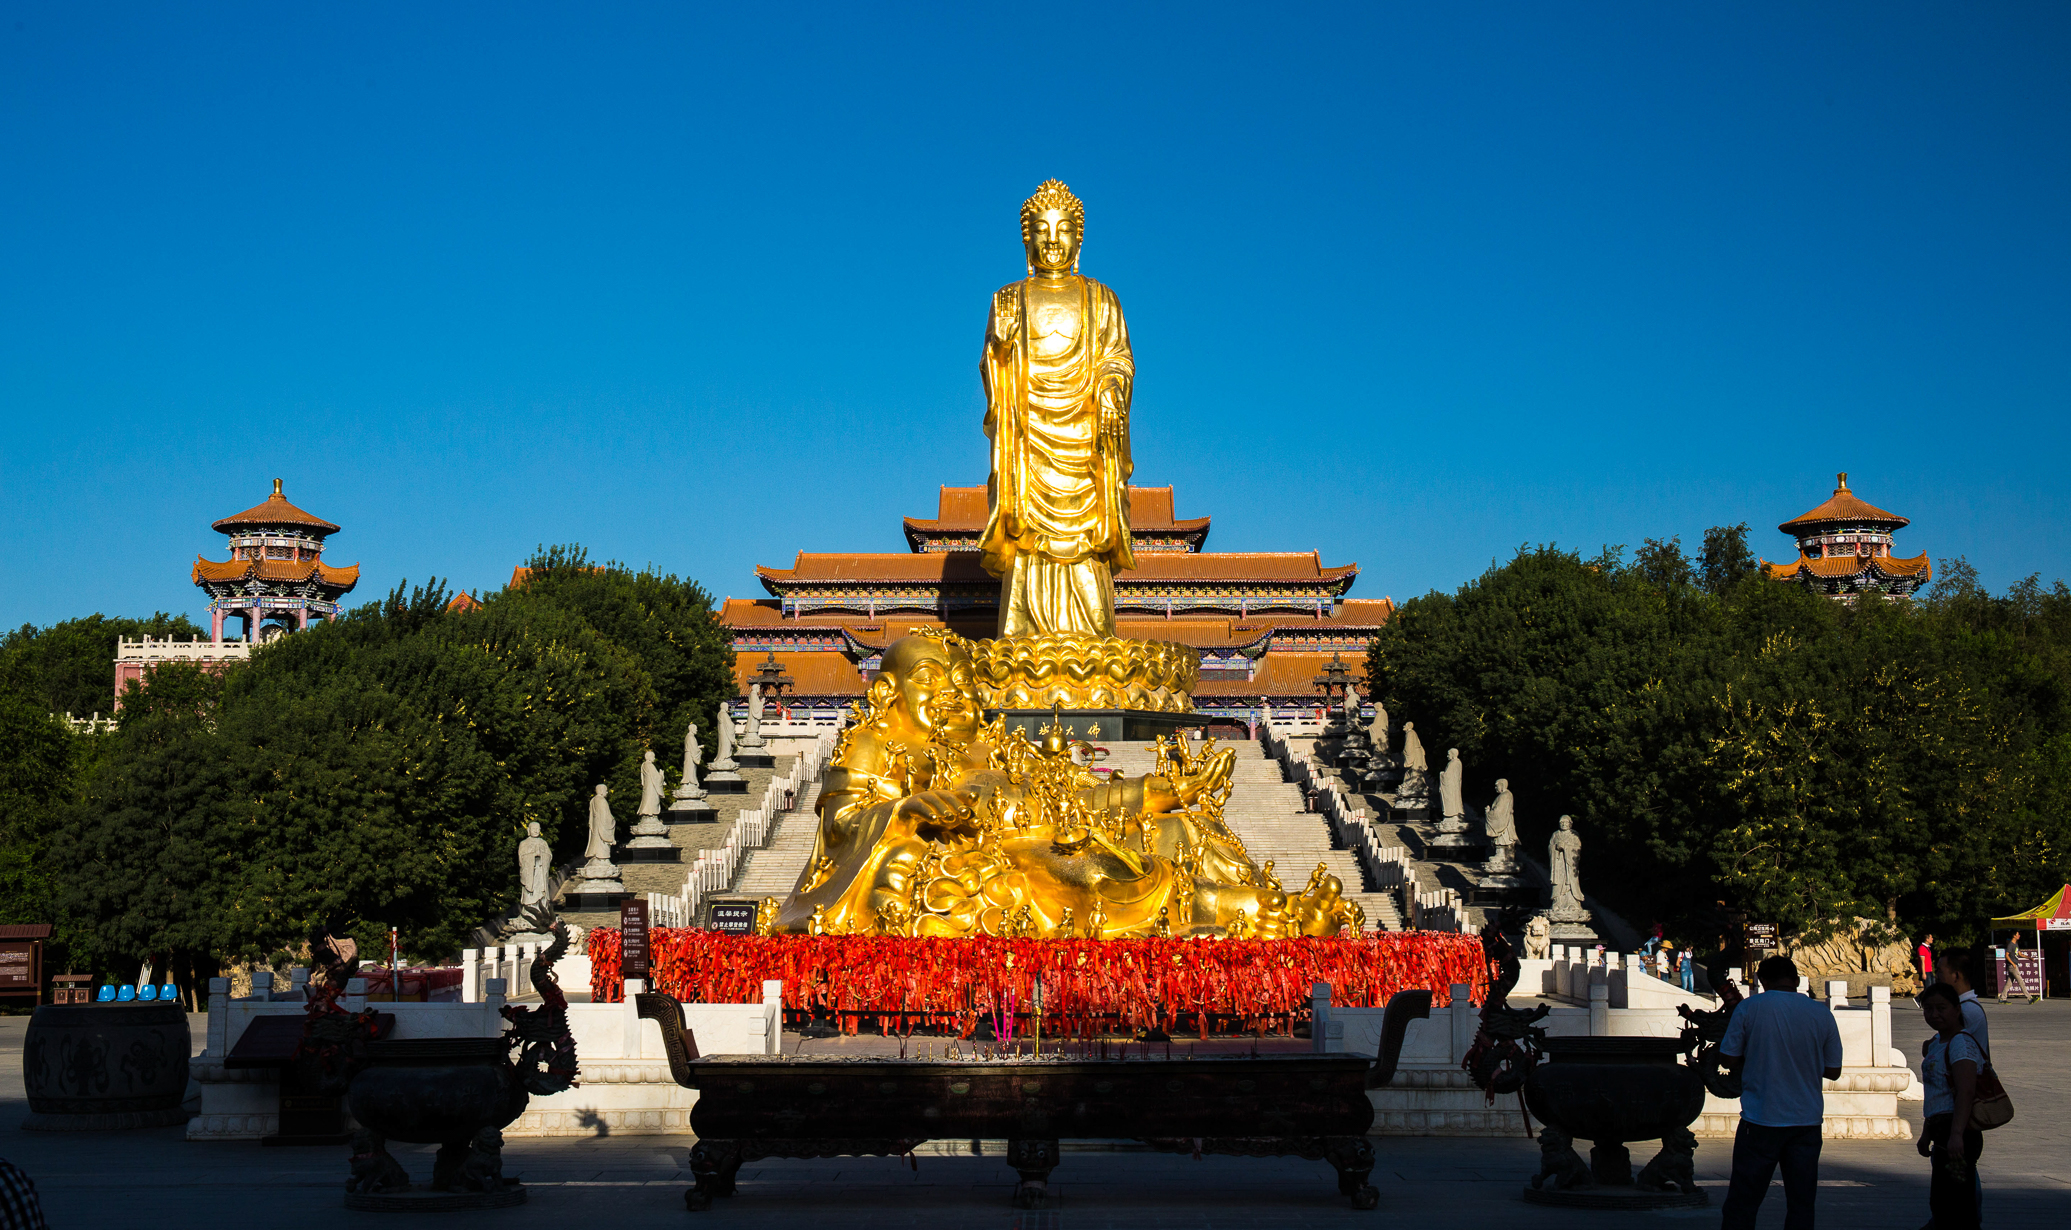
[[1482, 779, 1520, 875], [584, 783, 615, 863], [1485, 779, 1517, 847], [637, 750, 664, 817], [1400, 722, 1427, 772], [1436, 747, 1469, 835], [673, 720, 707, 801], [1549, 815, 1586, 918], [710, 700, 740, 772], [517, 821, 552, 907], [740, 683, 768, 749], [575, 782, 625, 897], [1393, 721, 1432, 809]]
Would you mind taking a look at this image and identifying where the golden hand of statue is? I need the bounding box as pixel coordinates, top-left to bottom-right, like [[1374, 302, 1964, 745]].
[[1098, 382, 1128, 442], [894, 787, 980, 837]]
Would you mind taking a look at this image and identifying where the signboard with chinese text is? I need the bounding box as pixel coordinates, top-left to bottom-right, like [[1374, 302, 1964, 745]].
[[620, 899, 650, 979], [1991, 947, 2045, 998], [708, 903, 757, 935], [0, 943, 36, 993]]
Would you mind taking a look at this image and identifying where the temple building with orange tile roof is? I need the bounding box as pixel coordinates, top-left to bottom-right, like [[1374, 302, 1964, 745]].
[[190, 479, 361, 641], [1760, 473, 1931, 601], [722, 484, 1390, 730], [114, 479, 361, 706]]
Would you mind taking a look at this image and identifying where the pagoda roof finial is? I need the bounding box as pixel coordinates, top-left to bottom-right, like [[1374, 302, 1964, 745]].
[[213, 479, 341, 536], [1836, 472, 1848, 492], [273, 478, 283, 497], [1779, 472, 1907, 538]]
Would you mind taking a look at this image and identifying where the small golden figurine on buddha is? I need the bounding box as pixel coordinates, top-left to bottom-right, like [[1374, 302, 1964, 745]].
[[771, 632, 1361, 939]]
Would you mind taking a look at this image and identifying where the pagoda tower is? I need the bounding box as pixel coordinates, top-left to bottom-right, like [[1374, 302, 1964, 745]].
[[1760, 473, 1931, 601], [191, 479, 360, 641]]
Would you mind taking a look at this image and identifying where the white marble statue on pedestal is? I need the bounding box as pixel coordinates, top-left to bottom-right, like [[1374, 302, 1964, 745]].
[[1548, 815, 1588, 922], [739, 683, 768, 749], [638, 750, 664, 817], [626, 750, 673, 849], [671, 720, 708, 804], [1482, 779, 1520, 875], [1393, 721, 1431, 808], [1369, 697, 1390, 752], [517, 821, 552, 907], [577, 782, 624, 892], [1436, 747, 1470, 835], [708, 700, 741, 774]]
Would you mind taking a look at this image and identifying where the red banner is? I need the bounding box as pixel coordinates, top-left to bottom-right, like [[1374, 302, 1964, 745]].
[[587, 930, 1485, 1038]]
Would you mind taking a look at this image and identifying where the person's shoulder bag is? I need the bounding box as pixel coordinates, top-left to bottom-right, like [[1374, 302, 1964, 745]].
[[1947, 1029, 2014, 1130]]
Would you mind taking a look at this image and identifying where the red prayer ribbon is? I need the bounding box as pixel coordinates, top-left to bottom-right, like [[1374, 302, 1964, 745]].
[[586, 930, 1484, 1038]]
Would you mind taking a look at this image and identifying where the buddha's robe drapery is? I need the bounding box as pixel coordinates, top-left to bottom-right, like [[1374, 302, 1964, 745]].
[[979, 274, 1135, 638]]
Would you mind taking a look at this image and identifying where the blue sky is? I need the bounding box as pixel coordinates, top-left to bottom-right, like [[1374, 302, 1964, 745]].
[[3, 4, 2066, 630]]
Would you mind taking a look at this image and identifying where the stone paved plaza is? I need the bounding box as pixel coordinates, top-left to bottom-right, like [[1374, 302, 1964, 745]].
[[2, 1003, 2064, 1228]]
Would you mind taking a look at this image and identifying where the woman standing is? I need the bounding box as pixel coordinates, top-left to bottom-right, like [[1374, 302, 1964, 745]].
[[1916, 983, 1983, 1230]]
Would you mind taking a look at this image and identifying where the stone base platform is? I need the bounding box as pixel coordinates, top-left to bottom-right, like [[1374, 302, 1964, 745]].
[[1424, 839, 1486, 863], [702, 775, 749, 794]]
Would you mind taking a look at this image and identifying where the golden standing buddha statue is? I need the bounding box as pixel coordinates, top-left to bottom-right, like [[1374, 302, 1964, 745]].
[[964, 181, 1197, 717], [980, 179, 1135, 639]]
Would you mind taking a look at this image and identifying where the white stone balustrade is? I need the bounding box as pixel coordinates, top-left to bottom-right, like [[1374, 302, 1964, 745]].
[[668, 723, 841, 920], [116, 635, 254, 662]]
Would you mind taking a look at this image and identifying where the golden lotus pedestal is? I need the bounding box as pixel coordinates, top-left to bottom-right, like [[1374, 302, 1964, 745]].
[[970, 634, 1207, 741]]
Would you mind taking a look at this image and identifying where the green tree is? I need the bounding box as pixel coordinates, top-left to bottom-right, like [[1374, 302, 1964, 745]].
[[1368, 542, 2071, 949], [1700, 522, 1756, 596], [41, 551, 735, 971]]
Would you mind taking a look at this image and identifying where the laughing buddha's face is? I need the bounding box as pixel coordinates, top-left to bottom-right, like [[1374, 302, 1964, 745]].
[[1026, 207, 1080, 275], [875, 636, 981, 743]]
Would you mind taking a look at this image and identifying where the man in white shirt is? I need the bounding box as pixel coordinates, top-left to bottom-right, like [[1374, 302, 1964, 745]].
[[1718, 955, 1844, 1230], [1940, 947, 1992, 1217]]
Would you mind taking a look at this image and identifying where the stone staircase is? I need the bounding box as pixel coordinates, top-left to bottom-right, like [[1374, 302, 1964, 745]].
[[554, 749, 812, 932], [729, 780, 825, 900], [1098, 739, 1403, 932]]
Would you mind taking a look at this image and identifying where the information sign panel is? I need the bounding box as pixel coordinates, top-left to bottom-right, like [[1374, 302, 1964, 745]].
[[708, 903, 757, 935], [620, 899, 650, 979], [1992, 947, 2045, 998], [0, 943, 37, 992]]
